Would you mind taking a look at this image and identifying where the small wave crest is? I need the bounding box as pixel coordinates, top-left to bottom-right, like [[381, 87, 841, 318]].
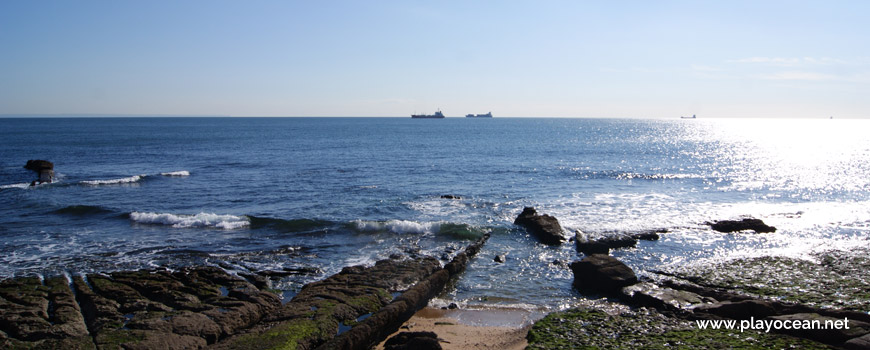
[[160, 170, 190, 177], [81, 175, 145, 185], [352, 220, 443, 234], [351, 220, 486, 239], [129, 212, 250, 229], [0, 183, 30, 189]]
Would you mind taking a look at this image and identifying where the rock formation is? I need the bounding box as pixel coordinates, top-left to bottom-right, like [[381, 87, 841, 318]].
[[514, 207, 566, 245], [575, 229, 664, 255], [708, 218, 776, 233], [24, 159, 54, 183], [0, 233, 491, 350], [569, 254, 637, 294]]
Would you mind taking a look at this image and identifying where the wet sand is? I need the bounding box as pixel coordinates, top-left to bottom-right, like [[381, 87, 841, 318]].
[[376, 307, 539, 350]]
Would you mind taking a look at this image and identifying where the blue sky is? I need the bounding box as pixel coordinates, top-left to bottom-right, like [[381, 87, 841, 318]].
[[1, 1, 868, 118]]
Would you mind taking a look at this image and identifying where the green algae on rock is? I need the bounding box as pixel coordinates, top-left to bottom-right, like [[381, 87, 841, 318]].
[[526, 308, 832, 349], [662, 249, 870, 312]]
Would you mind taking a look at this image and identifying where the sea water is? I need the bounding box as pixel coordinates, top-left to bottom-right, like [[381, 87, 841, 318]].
[[1, 117, 868, 310]]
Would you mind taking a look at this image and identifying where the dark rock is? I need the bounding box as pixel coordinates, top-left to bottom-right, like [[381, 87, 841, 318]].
[[576, 235, 636, 255], [389, 253, 403, 260], [24, 159, 53, 171], [238, 272, 270, 290], [552, 259, 564, 266], [709, 218, 776, 233], [258, 266, 320, 278], [494, 254, 506, 263], [575, 230, 664, 255], [570, 254, 637, 294], [634, 229, 667, 240], [24, 159, 54, 183], [384, 331, 442, 350], [514, 207, 565, 245], [447, 303, 458, 310], [440, 195, 461, 200], [845, 333, 870, 350]]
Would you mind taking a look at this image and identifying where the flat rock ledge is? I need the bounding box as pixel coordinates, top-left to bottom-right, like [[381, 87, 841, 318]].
[[708, 218, 777, 233], [566, 254, 870, 348], [575, 229, 665, 255], [0, 234, 490, 350]]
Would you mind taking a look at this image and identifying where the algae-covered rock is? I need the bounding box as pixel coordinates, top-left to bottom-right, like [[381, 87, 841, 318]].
[[526, 307, 831, 349], [664, 249, 870, 312]]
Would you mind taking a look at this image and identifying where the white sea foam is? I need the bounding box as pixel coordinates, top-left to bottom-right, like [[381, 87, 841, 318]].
[[81, 175, 145, 185], [353, 220, 442, 234], [161, 170, 190, 177], [129, 212, 250, 229], [0, 183, 30, 189]]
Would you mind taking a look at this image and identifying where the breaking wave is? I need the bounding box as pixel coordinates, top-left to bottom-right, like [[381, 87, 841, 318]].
[[129, 212, 250, 229], [81, 175, 145, 185], [160, 170, 190, 177], [350, 220, 485, 238], [352, 220, 443, 234]]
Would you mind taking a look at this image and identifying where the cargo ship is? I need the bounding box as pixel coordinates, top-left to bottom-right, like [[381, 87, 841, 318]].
[[411, 110, 445, 119], [465, 112, 493, 118]]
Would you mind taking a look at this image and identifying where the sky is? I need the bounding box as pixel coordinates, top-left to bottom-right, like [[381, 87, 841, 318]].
[[1, 1, 868, 118]]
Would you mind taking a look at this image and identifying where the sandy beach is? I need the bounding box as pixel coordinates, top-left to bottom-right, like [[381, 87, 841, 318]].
[[377, 307, 538, 350]]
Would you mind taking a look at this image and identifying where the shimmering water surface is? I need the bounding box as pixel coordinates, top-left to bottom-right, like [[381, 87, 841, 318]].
[[1, 117, 868, 310]]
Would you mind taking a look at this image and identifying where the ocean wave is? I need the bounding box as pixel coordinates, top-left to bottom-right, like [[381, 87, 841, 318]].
[[81, 175, 145, 185], [350, 220, 486, 238], [160, 170, 190, 177], [129, 212, 250, 229], [352, 220, 443, 234]]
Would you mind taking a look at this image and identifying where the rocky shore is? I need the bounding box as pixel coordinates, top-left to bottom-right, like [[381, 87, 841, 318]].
[[0, 234, 490, 349], [4, 208, 870, 349]]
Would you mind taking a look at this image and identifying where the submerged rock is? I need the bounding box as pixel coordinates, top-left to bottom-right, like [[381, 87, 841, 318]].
[[575, 229, 665, 255], [514, 207, 566, 245], [570, 254, 637, 294], [439, 195, 461, 200], [709, 218, 776, 233], [494, 254, 506, 263]]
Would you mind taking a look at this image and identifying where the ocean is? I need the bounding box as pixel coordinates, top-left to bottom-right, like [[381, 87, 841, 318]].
[[1, 117, 869, 311]]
